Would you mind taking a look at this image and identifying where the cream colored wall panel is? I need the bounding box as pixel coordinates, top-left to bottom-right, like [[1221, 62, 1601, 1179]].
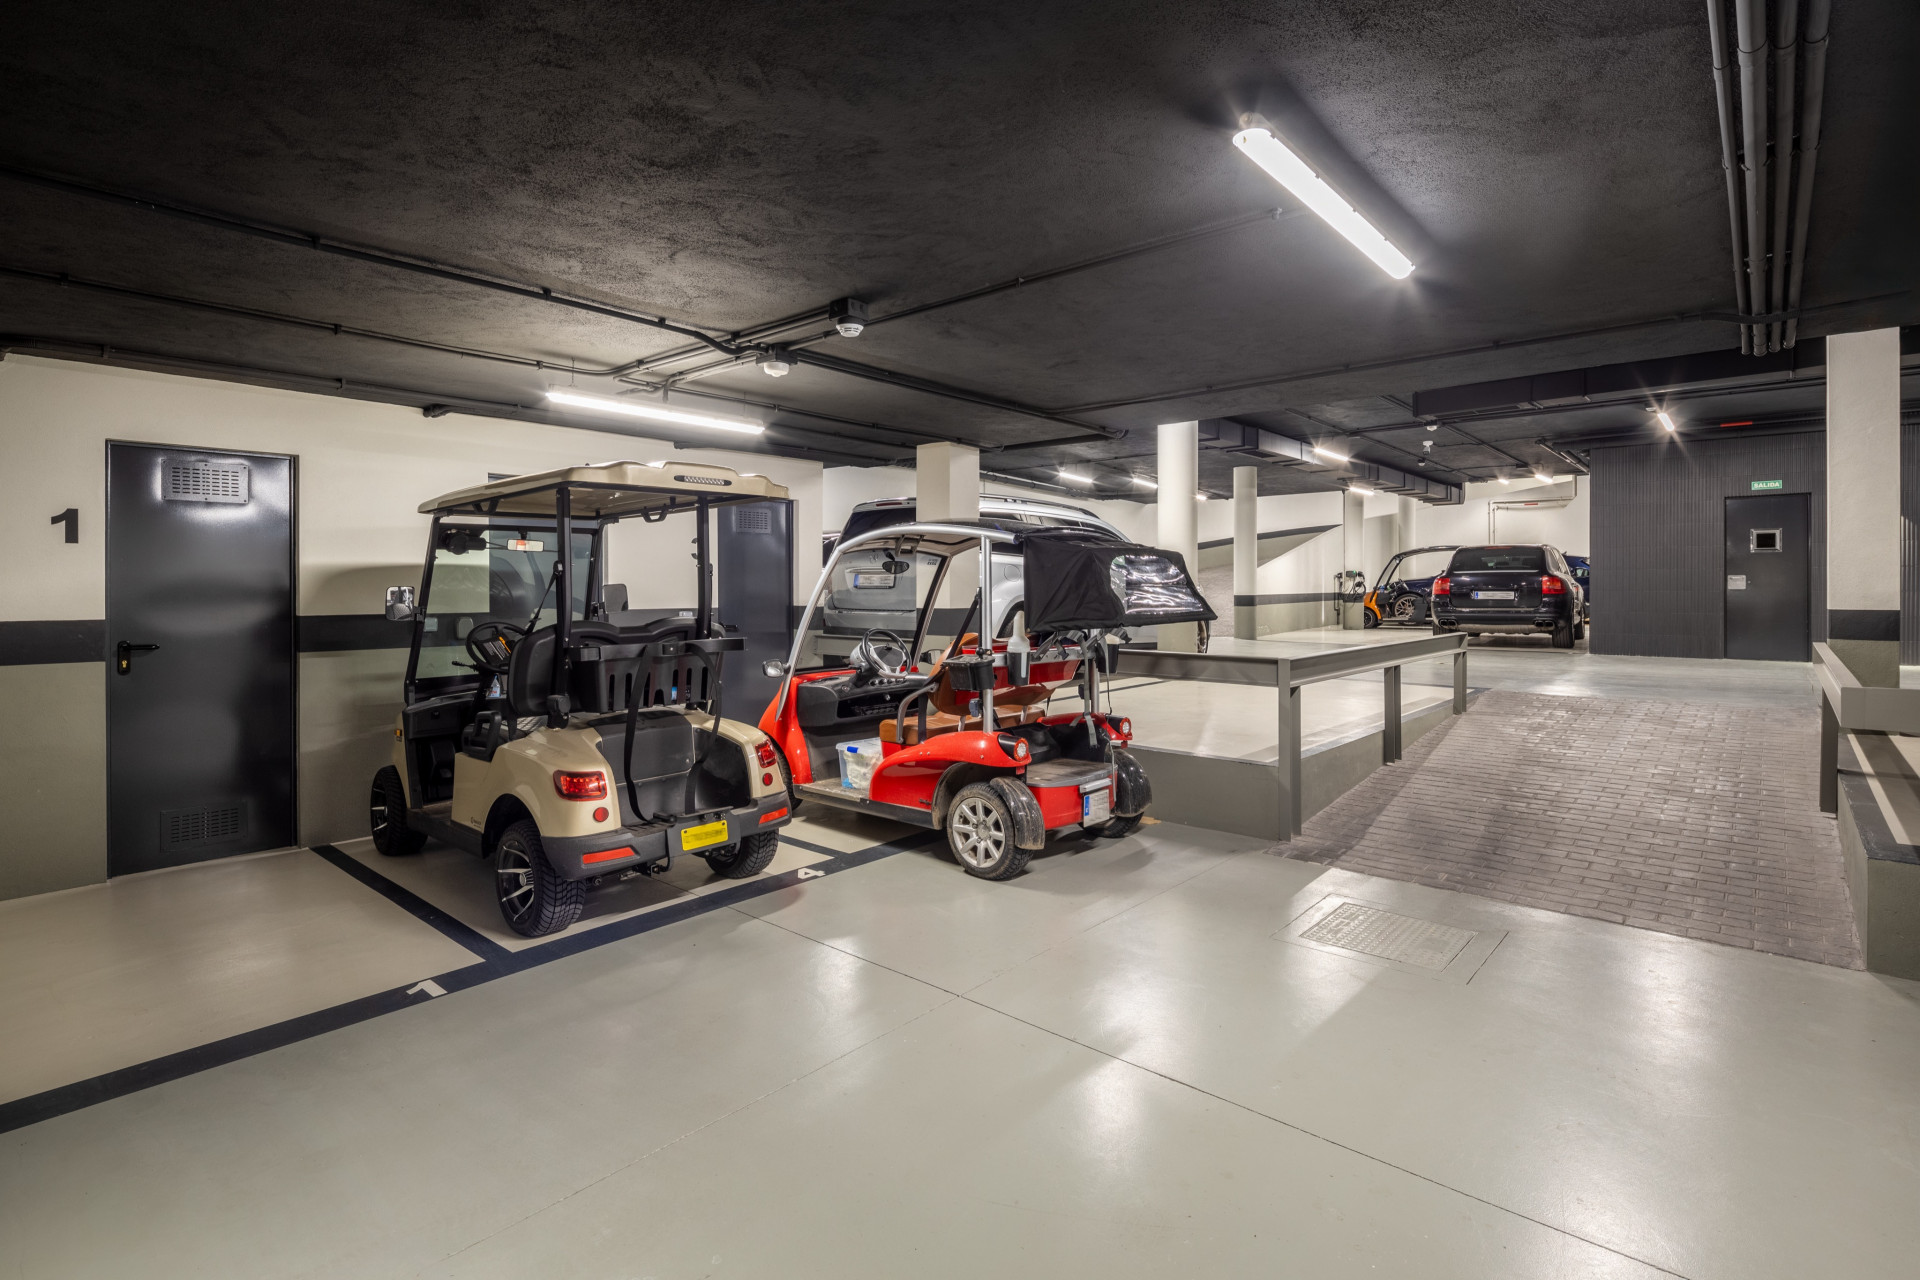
[[0, 663, 107, 898], [297, 649, 409, 848]]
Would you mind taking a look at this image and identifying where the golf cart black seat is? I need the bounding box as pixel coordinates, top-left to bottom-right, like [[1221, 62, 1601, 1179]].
[[506, 620, 711, 718]]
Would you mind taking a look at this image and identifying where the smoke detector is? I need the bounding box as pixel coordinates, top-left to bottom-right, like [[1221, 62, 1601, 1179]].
[[829, 297, 869, 338]]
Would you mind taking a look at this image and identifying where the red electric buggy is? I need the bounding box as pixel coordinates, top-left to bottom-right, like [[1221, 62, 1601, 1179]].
[[758, 521, 1214, 878]]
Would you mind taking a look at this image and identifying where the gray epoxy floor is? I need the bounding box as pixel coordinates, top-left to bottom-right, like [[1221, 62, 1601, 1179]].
[[5, 824, 1917, 1279]]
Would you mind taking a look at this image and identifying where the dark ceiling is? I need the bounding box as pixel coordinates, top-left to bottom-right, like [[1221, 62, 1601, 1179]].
[[1, 1, 1916, 500]]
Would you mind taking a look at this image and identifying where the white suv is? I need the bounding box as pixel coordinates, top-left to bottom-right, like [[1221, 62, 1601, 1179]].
[[824, 494, 1129, 638]]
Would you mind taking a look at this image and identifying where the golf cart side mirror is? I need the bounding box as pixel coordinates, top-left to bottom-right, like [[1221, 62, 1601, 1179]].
[[920, 649, 938, 666], [761, 659, 788, 679], [1007, 649, 1031, 684], [384, 585, 417, 622]]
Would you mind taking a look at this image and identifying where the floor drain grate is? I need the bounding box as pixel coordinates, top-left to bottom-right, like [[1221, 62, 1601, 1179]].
[[1300, 902, 1477, 970]]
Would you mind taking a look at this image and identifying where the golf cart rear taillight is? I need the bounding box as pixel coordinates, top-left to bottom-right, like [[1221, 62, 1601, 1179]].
[[1432, 576, 1451, 596], [553, 770, 608, 800], [755, 740, 777, 769], [1112, 718, 1132, 738], [1542, 575, 1566, 595], [996, 733, 1030, 760]]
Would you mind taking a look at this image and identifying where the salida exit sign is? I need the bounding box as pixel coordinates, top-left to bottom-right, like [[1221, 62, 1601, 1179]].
[[1750, 479, 1783, 491]]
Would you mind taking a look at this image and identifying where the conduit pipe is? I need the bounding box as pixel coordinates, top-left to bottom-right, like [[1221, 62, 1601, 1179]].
[[1706, 0, 1754, 354], [1768, 0, 1799, 352], [1733, 0, 1772, 357], [1785, 0, 1831, 347]]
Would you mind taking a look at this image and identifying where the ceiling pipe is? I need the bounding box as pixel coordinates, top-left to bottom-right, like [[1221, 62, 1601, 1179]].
[[1706, 0, 1754, 355], [1784, 0, 1831, 348], [1768, 0, 1799, 353], [1732, 0, 1773, 356]]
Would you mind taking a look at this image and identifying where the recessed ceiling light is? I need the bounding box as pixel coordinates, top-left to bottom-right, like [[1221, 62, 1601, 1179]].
[[545, 389, 766, 434], [1195, 493, 1209, 502], [1311, 444, 1349, 463], [1231, 122, 1415, 279], [1534, 472, 1553, 483], [1349, 484, 1375, 496], [1057, 469, 1094, 485], [1497, 475, 1510, 484]]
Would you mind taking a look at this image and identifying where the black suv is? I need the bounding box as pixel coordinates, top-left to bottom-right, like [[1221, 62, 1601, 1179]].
[[1429, 544, 1586, 648]]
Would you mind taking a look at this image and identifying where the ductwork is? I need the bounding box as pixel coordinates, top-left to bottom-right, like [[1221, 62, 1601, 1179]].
[[1706, 0, 1831, 355]]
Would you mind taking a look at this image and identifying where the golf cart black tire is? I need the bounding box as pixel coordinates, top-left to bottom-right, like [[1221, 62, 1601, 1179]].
[[1098, 814, 1144, 838], [1362, 608, 1381, 629], [494, 819, 585, 938], [369, 766, 426, 856], [947, 781, 1032, 881], [1552, 618, 1576, 648], [705, 830, 780, 879]]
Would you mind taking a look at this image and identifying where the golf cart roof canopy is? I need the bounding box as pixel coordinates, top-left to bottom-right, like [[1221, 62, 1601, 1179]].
[[420, 460, 790, 519]]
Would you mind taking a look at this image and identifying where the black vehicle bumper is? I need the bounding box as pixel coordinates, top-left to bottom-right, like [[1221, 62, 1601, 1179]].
[[1432, 606, 1567, 632], [543, 792, 794, 880]]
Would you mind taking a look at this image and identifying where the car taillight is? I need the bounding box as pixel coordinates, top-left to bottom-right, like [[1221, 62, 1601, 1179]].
[[552, 770, 608, 800], [1432, 576, 1451, 596], [1542, 575, 1566, 595], [755, 739, 777, 769]]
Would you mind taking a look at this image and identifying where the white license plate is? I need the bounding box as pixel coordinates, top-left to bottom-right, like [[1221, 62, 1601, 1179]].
[[1471, 590, 1516, 600], [851, 573, 895, 589], [1082, 788, 1111, 825]]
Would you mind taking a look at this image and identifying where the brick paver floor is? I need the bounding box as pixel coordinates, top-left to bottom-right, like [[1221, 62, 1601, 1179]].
[[1285, 689, 1862, 968]]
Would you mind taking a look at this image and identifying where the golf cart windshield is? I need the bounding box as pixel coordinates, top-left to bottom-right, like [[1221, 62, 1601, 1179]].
[[1377, 548, 1453, 588], [796, 545, 947, 672], [415, 518, 593, 688]]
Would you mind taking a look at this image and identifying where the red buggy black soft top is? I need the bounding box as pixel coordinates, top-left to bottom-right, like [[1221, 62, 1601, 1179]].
[[1019, 531, 1216, 631]]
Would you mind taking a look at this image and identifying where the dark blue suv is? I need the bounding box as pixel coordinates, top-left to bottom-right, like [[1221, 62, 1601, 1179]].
[[1430, 544, 1586, 648]]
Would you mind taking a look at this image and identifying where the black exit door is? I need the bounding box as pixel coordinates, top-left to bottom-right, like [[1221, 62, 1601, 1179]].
[[107, 443, 295, 875], [1724, 492, 1811, 661], [717, 499, 794, 715]]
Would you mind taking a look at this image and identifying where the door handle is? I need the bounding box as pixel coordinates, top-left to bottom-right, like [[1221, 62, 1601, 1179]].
[[116, 641, 160, 674]]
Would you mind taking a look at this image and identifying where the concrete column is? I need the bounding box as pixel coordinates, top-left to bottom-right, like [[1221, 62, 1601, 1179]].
[[1157, 422, 1200, 651], [1341, 489, 1366, 629], [1397, 495, 1418, 551], [1233, 465, 1258, 640], [1826, 328, 1902, 684], [916, 441, 980, 619]]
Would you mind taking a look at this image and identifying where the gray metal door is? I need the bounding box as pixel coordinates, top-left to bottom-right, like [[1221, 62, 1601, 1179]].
[[107, 443, 295, 875], [717, 500, 793, 716], [1725, 493, 1810, 661]]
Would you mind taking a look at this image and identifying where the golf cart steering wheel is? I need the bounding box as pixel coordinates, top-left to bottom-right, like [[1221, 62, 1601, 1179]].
[[465, 620, 528, 675], [852, 628, 911, 679]]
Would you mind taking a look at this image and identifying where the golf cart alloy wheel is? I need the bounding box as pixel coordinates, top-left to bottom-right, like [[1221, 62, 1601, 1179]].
[[369, 766, 425, 856], [947, 782, 1032, 881], [493, 819, 585, 937]]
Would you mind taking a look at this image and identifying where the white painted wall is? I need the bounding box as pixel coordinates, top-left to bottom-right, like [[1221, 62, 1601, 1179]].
[[0, 355, 826, 899], [1417, 477, 1590, 557]]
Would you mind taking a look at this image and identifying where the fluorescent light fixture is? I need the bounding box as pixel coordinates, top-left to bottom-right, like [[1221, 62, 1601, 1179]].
[[1057, 469, 1094, 485], [545, 389, 765, 434], [1311, 444, 1349, 463], [1231, 124, 1415, 279], [1349, 485, 1375, 496], [1133, 476, 1159, 490], [1656, 410, 1677, 432], [1497, 475, 1510, 484], [1195, 493, 1209, 502], [1534, 472, 1553, 483]]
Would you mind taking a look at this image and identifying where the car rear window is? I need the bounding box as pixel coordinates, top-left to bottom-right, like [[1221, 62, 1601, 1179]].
[[1449, 546, 1546, 572], [840, 507, 916, 542]]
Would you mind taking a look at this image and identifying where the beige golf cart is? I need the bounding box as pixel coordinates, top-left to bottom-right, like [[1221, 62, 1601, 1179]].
[[370, 461, 795, 936]]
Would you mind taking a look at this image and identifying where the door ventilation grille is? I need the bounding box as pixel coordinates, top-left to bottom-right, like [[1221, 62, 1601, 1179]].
[[164, 461, 250, 504], [733, 506, 772, 534], [160, 802, 248, 848], [1299, 903, 1476, 970]]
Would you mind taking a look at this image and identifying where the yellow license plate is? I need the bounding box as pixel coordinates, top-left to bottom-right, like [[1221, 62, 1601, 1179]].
[[679, 819, 730, 851]]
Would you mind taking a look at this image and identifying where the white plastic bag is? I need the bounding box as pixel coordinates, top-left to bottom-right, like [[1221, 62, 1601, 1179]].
[[839, 737, 884, 792]]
